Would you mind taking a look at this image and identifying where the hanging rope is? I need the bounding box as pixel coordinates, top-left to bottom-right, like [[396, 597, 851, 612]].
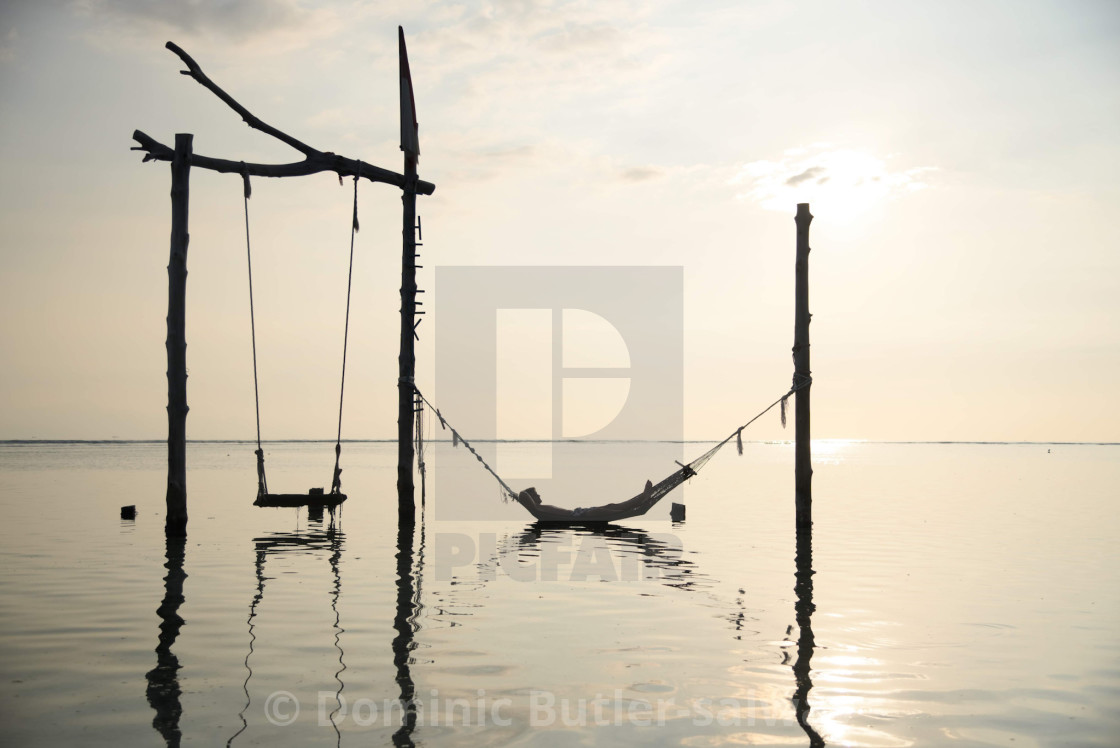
[[331, 164, 360, 495], [242, 164, 268, 498], [415, 392, 427, 505], [410, 378, 810, 510], [412, 387, 520, 501]]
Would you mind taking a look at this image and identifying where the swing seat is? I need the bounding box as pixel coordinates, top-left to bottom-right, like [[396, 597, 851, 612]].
[[254, 489, 347, 509]]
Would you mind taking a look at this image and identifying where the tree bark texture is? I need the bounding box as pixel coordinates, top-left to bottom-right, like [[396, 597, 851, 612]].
[[794, 203, 813, 530], [165, 134, 192, 538]]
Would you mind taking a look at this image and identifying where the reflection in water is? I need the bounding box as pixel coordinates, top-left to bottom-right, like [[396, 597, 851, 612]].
[[328, 530, 346, 744], [146, 536, 187, 748], [392, 513, 424, 747], [507, 523, 704, 591], [226, 540, 265, 746], [791, 525, 824, 746], [225, 519, 346, 746]]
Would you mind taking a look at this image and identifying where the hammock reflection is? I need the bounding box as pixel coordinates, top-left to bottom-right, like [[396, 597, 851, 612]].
[[507, 523, 706, 591], [226, 521, 347, 746], [146, 536, 187, 748]]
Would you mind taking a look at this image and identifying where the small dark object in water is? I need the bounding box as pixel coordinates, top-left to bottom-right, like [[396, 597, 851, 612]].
[[670, 503, 686, 522], [120, 505, 137, 520]]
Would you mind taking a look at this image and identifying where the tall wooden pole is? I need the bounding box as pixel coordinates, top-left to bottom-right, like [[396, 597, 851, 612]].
[[165, 133, 192, 538], [794, 203, 813, 530], [397, 158, 417, 523], [396, 28, 419, 524]]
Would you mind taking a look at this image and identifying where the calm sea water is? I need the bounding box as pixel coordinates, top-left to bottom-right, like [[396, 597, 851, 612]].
[[0, 440, 1116, 747]]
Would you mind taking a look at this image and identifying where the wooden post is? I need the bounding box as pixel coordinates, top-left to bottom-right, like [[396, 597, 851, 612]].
[[794, 203, 813, 530], [165, 133, 192, 538], [397, 158, 417, 523], [396, 27, 419, 524]]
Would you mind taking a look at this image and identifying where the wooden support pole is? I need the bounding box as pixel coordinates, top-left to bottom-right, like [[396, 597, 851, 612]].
[[397, 27, 420, 525], [165, 133, 192, 538], [397, 156, 417, 523], [794, 203, 813, 530]]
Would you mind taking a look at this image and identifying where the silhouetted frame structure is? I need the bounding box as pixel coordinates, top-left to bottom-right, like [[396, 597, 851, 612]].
[[794, 203, 813, 529], [133, 36, 434, 536]]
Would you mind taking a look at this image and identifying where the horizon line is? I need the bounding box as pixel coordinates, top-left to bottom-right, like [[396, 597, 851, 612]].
[[1, 438, 1117, 447]]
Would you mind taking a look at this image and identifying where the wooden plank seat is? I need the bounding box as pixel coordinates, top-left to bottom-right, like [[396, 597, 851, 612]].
[[254, 488, 346, 509]]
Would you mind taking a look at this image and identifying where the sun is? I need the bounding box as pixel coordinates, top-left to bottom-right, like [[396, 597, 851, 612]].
[[734, 145, 935, 224]]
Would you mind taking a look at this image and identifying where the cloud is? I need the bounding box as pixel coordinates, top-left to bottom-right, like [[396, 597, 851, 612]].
[[536, 21, 620, 54], [785, 165, 826, 187], [733, 146, 937, 218], [434, 135, 545, 182], [72, 0, 344, 53], [412, 0, 668, 106], [0, 27, 17, 63], [619, 166, 663, 182]]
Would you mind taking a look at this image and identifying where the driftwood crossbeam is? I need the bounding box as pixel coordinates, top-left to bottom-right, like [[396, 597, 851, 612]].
[[132, 43, 434, 195], [138, 35, 431, 537]]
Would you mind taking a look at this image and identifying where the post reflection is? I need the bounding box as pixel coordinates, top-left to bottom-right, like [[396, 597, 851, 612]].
[[146, 535, 187, 748], [790, 525, 824, 746], [392, 514, 423, 748]]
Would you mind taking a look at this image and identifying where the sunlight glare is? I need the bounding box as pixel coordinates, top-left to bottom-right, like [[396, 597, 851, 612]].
[[733, 146, 935, 225]]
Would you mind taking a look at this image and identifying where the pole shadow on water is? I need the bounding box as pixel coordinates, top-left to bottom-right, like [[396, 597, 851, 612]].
[[225, 515, 347, 747], [146, 535, 187, 747]]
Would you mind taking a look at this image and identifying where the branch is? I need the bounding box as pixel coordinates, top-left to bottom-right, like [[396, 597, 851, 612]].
[[132, 130, 436, 195], [157, 42, 435, 195], [165, 41, 317, 157]]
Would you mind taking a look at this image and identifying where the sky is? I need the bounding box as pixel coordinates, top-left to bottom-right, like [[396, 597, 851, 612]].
[[0, 0, 1118, 442]]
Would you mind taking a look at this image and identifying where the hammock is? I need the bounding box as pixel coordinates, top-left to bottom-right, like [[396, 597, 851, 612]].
[[411, 383, 805, 523]]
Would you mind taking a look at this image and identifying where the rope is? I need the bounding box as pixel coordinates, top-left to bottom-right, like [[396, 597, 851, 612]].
[[415, 393, 427, 505], [411, 386, 520, 501], [410, 378, 811, 508], [331, 164, 360, 495], [241, 164, 267, 497], [694, 381, 808, 466]]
